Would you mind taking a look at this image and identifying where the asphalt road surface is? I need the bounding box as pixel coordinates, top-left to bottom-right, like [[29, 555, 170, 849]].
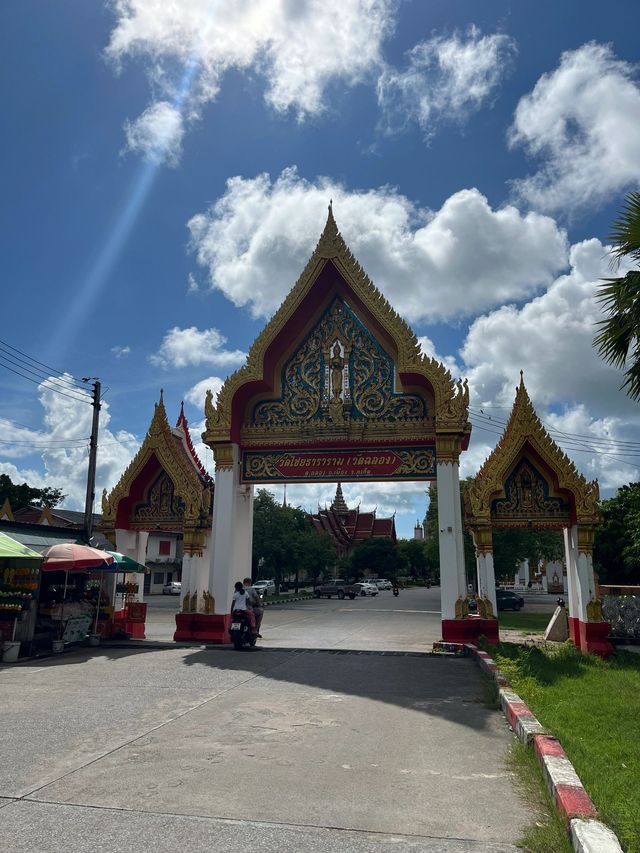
[[0, 588, 545, 852], [145, 585, 557, 647]]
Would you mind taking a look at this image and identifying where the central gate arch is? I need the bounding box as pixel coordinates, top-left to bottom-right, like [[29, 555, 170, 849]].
[[175, 207, 473, 644]]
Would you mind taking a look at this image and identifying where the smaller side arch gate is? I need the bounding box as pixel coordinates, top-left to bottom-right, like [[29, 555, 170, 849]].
[[464, 376, 613, 656]]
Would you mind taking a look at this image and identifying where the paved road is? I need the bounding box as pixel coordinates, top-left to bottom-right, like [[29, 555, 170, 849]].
[[145, 585, 557, 646], [0, 589, 538, 852]]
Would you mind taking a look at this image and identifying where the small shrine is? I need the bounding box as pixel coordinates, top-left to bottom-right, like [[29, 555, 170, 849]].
[[464, 374, 611, 655], [100, 392, 214, 614]]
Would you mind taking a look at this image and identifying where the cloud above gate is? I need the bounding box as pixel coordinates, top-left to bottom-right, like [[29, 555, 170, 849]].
[[188, 169, 569, 323]]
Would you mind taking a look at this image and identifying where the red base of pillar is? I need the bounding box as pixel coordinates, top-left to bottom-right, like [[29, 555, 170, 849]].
[[174, 613, 231, 644], [580, 620, 614, 657], [568, 616, 614, 656], [441, 618, 500, 645], [568, 616, 579, 645]]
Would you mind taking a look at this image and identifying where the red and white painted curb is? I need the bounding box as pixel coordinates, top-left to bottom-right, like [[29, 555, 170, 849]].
[[465, 644, 623, 853]]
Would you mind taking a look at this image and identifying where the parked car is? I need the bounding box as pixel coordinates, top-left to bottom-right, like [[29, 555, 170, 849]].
[[254, 579, 276, 596], [162, 581, 181, 596], [496, 589, 525, 611], [354, 581, 379, 596], [372, 579, 392, 590], [313, 579, 360, 600]]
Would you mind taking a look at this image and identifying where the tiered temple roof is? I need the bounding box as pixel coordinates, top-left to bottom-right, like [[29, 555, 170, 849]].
[[309, 483, 396, 556]]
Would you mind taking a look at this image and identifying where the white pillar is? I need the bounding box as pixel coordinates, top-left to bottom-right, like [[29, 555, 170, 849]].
[[437, 461, 466, 620], [476, 551, 497, 616], [563, 526, 582, 619], [114, 529, 149, 602], [209, 445, 254, 614]]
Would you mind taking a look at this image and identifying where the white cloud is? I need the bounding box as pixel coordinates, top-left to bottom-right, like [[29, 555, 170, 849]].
[[108, 0, 396, 161], [187, 273, 199, 294], [183, 376, 224, 410], [149, 326, 246, 369], [509, 42, 640, 212], [417, 335, 461, 378], [188, 168, 568, 322], [123, 101, 185, 166], [111, 345, 131, 359], [458, 239, 640, 490], [0, 376, 139, 511], [378, 26, 516, 137]]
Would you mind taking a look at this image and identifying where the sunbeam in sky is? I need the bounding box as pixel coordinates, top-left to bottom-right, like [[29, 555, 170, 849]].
[[46, 58, 200, 362]]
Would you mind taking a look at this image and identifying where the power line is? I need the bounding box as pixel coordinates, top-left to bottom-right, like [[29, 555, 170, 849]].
[[0, 349, 91, 400], [469, 418, 640, 472], [469, 407, 640, 450], [0, 357, 91, 404], [0, 338, 90, 390]]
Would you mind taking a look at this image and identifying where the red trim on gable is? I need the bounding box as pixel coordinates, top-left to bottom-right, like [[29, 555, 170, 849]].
[[229, 261, 436, 442]]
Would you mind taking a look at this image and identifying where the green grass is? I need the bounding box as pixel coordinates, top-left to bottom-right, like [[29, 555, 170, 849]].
[[490, 642, 640, 852], [498, 611, 550, 633], [507, 741, 573, 853]]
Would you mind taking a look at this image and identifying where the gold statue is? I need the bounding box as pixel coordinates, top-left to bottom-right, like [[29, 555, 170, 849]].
[[330, 342, 344, 400]]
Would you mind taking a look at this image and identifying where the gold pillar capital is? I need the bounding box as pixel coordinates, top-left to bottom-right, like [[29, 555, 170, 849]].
[[577, 525, 596, 555], [471, 526, 493, 554], [213, 443, 235, 472]]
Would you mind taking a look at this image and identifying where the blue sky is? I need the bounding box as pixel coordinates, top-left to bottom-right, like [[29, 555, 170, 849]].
[[1, 0, 639, 538]]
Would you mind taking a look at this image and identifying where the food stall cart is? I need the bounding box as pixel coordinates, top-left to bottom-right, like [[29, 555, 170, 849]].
[[0, 532, 42, 662]]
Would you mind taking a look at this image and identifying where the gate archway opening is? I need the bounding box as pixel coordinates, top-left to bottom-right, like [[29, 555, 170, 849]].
[[464, 375, 613, 656], [175, 207, 476, 644]]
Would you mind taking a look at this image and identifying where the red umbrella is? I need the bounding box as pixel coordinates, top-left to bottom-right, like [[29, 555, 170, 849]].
[[41, 544, 115, 572], [41, 546, 114, 643]]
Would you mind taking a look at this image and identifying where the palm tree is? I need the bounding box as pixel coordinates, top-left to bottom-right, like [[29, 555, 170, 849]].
[[594, 190, 640, 400]]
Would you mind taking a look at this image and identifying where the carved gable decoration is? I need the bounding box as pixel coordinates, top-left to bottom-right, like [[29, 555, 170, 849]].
[[246, 296, 427, 442], [101, 393, 213, 536], [491, 459, 570, 526], [131, 471, 186, 527], [203, 206, 470, 453], [465, 375, 599, 529]]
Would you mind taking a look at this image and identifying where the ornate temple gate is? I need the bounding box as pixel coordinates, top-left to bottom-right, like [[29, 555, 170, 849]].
[[175, 208, 477, 645], [101, 398, 214, 609], [464, 377, 613, 655]]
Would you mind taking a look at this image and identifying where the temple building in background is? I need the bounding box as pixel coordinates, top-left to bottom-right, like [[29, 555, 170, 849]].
[[309, 483, 396, 557]]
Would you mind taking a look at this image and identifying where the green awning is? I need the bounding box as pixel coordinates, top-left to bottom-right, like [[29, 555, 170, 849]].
[[0, 531, 43, 559]]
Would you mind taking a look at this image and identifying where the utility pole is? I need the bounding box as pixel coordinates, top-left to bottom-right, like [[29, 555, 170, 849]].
[[83, 379, 101, 544]]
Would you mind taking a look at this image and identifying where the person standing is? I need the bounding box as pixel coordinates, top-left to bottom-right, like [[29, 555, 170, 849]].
[[244, 576, 264, 638]]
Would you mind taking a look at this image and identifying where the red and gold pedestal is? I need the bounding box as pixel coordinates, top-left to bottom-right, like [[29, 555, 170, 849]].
[[441, 617, 499, 646], [174, 612, 231, 644], [569, 617, 614, 657]]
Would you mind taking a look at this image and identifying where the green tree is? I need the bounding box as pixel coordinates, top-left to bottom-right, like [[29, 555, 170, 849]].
[[397, 538, 429, 579], [594, 191, 640, 400], [252, 489, 338, 591], [492, 527, 564, 583], [294, 529, 337, 589], [0, 474, 66, 510], [594, 483, 640, 583], [348, 538, 405, 581]]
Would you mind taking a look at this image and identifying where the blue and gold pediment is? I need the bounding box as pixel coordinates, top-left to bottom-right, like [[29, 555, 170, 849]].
[[243, 297, 430, 443], [491, 458, 570, 525]]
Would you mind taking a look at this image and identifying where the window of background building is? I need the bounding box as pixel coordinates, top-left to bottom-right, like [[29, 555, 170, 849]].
[[159, 540, 171, 556], [153, 571, 164, 585]]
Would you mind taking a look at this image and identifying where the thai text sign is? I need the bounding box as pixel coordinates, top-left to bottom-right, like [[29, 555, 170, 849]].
[[241, 446, 436, 483]]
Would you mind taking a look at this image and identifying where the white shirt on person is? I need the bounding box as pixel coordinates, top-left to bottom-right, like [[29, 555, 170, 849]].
[[232, 590, 249, 611]]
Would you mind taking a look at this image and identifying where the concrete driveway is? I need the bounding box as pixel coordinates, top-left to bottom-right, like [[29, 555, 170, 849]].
[[0, 589, 533, 851]]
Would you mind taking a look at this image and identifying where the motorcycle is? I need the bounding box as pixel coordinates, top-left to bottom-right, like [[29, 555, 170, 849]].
[[229, 610, 257, 650], [392, 586, 399, 597]]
